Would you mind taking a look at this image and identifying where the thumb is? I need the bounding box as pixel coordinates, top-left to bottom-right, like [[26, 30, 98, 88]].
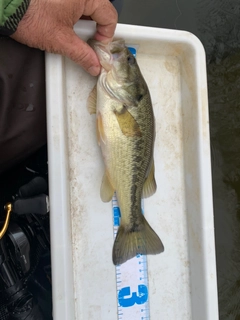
[[58, 28, 101, 76]]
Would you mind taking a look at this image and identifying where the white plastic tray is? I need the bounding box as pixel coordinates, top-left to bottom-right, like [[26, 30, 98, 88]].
[[46, 21, 219, 320]]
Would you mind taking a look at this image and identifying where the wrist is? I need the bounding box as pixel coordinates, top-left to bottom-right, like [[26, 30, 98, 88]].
[[0, 0, 31, 36]]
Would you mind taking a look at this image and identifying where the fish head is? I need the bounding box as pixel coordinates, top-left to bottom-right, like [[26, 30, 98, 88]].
[[110, 40, 137, 81], [88, 39, 148, 107], [88, 39, 114, 72]]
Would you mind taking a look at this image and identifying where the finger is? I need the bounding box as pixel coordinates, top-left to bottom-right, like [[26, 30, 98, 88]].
[[90, 1, 118, 43], [57, 28, 101, 76]]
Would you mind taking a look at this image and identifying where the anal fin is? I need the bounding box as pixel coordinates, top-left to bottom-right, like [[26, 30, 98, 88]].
[[100, 171, 115, 202], [142, 161, 157, 198]]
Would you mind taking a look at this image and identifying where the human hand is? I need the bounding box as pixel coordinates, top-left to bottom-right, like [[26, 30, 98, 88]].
[[11, 0, 118, 76]]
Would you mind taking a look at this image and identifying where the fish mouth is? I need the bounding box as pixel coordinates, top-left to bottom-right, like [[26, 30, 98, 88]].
[[88, 39, 126, 72], [88, 39, 112, 71]]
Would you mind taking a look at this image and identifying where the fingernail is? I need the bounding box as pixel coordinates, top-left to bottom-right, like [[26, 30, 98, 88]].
[[88, 65, 101, 76]]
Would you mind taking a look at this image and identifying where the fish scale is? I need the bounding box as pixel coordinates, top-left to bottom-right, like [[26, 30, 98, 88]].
[[111, 46, 150, 320]]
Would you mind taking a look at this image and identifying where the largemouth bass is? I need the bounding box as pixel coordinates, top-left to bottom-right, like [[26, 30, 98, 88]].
[[87, 39, 164, 265]]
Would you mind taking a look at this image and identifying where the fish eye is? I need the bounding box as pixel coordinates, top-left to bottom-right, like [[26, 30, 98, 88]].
[[127, 54, 135, 65]]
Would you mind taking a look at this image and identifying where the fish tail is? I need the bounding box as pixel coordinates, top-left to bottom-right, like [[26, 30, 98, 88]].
[[112, 215, 164, 265]]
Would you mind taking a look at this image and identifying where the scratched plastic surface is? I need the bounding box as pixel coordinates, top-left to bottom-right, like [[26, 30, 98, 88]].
[[46, 21, 219, 320]]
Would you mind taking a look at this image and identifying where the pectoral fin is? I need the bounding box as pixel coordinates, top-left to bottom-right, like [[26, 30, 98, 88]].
[[100, 171, 115, 202], [114, 106, 142, 137], [142, 161, 157, 198], [87, 84, 97, 114], [97, 112, 106, 145]]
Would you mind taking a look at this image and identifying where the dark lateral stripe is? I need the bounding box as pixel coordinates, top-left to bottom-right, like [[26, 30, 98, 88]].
[[3, 0, 30, 35]]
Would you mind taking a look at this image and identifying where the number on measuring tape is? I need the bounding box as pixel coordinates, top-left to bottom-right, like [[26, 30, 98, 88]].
[[118, 285, 148, 307], [113, 207, 121, 226]]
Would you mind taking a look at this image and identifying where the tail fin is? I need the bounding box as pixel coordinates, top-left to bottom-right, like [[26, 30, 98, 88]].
[[112, 215, 164, 265]]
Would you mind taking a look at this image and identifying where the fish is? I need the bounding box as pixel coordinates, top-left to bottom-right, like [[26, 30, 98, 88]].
[[87, 38, 164, 265]]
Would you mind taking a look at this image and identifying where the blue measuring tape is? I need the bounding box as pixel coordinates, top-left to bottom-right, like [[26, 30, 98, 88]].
[[112, 46, 150, 318]]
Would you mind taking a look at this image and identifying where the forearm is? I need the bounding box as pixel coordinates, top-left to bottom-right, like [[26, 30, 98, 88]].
[[0, 0, 30, 35]]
